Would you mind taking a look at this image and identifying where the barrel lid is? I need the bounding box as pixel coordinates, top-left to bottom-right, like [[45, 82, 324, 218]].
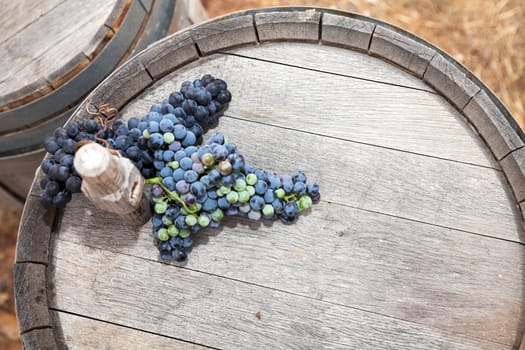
[[0, 0, 175, 136], [0, 0, 176, 156]]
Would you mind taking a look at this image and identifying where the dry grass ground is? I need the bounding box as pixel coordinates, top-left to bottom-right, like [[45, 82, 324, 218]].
[[1, 1, 523, 348]]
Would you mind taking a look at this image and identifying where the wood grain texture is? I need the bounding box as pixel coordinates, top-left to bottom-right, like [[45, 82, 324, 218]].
[[58, 194, 525, 346], [0, 0, 63, 44], [191, 14, 258, 54], [49, 240, 508, 350], [20, 327, 57, 350], [321, 13, 375, 52], [51, 311, 207, 349], [423, 54, 480, 110], [0, 0, 117, 104], [14, 263, 52, 333], [139, 31, 199, 79], [255, 9, 321, 42], [463, 89, 524, 161], [15, 195, 56, 264], [501, 147, 525, 203], [224, 42, 433, 92], [369, 25, 436, 78], [131, 52, 497, 168]]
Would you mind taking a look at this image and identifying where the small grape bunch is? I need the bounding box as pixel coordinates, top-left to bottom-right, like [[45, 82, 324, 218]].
[[40, 118, 106, 207], [146, 131, 320, 262]]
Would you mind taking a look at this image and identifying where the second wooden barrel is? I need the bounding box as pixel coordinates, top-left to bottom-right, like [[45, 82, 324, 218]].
[[0, 0, 206, 201]]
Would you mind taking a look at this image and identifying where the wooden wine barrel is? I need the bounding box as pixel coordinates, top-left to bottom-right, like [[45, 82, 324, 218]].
[[15, 7, 525, 349], [0, 0, 207, 202]]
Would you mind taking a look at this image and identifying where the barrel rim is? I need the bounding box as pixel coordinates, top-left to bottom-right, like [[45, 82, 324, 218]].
[[14, 6, 525, 349]]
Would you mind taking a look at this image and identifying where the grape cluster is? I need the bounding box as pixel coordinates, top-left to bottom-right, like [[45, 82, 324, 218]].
[[38, 74, 231, 208], [40, 119, 105, 207], [38, 74, 321, 262], [147, 132, 320, 261]]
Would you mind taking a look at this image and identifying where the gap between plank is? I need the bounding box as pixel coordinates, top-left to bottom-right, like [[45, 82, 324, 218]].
[[220, 51, 437, 94], [326, 198, 525, 246], [222, 114, 501, 171], [48, 308, 222, 350], [51, 237, 513, 349]]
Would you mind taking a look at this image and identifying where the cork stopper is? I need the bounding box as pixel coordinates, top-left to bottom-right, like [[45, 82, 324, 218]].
[[74, 142, 151, 226]]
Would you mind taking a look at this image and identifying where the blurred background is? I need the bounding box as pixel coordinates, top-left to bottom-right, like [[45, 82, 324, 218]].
[[1, 1, 523, 348]]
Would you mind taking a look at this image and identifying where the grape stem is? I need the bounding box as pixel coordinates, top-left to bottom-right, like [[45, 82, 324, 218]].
[[146, 177, 198, 214]]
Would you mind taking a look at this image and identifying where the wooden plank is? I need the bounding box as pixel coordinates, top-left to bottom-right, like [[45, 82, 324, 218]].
[[369, 25, 436, 78], [223, 42, 434, 92], [255, 9, 321, 42], [15, 195, 55, 264], [0, 0, 63, 44], [500, 147, 525, 203], [20, 327, 57, 350], [132, 53, 497, 168], [51, 311, 208, 349], [50, 240, 507, 350], [132, 0, 175, 54], [139, 31, 199, 79], [463, 89, 524, 161], [423, 53, 480, 110], [0, 0, 117, 104], [14, 263, 52, 333], [59, 195, 525, 345], [321, 13, 375, 52], [190, 14, 258, 55]]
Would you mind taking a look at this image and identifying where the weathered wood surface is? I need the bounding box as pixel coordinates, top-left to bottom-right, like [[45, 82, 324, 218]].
[[51, 311, 207, 349], [58, 194, 524, 346], [15, 7, 525, 350], [321, 13, 375, 52], [223, 43, 434, 92], [50, 240, 508, 350], [0, 0, 118, 105]]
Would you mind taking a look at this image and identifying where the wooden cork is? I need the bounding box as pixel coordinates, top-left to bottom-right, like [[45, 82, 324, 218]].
[[74, 142, 151, 226]]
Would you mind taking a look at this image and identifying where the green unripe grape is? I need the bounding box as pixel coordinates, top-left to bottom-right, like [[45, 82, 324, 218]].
[[157, 228, 169, 241], [193, 203, 202, 212], [246, 186, 255, 196], [234, 179, 247, 192], [201, 153, 215, 167], [163, 132, 175, 144], [299, 195, 313, 210], [168, 161, 179, 169], [152, 196, 164, 203], [211, 208, 224, 221], [246, 173, 257, 185], [218, 185, 231, 195], [142, 129, 151, 139], [262, 204, 274, 217], [180, 207, 188, 215], [154, 201, 167, 214], [179, 229, 190, 238], [238, 191, 250, 203], [185, 215, 197, 226], [168, 225, 179, 237], [226, 191, 239, 204], [274, 188, 285, 199], [198, 215, 210, 227]]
